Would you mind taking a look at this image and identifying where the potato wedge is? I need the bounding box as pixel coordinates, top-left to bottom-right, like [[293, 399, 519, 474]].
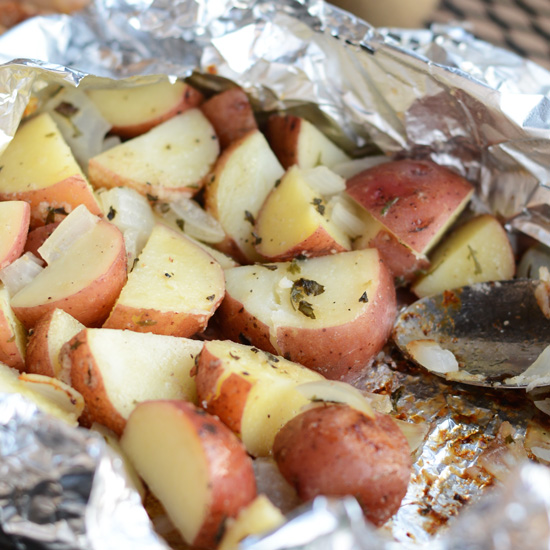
[[121, 400, 257, 549], [63, 327, 203, 435], [217, 248, 396, 381], [103, 223, 224, 337], [0, 201, 30, 270]]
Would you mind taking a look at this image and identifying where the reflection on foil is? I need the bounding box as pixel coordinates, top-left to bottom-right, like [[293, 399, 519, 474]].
[[0, 1, 549, 549]]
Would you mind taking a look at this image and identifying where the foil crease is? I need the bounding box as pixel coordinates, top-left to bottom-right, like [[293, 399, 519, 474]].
[[0, 1, 550, 549]]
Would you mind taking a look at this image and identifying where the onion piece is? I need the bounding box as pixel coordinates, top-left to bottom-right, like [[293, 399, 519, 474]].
[[330, 155, 389, 180], [0, 252, 44, 296], [391, 418, 430, 453], [405, 339, 459, 374], [297, 379, 375, 419], [504, 344, 550, 390], [300, 166, 346, 196], [156, 197, 225, 243], [38, 204, 99, 265], [327, 194, 368, 238]]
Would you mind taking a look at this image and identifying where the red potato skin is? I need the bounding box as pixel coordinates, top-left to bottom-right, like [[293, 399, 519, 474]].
[[103, 297, 223, 338], [354, 228, 430, 283], [24, 222, 60, 261], [110, 84, 204, 139], [215, 258, 396, 382], [25, 308, 57, 378], [255, 222, 349, 262], [0, 201, 30, 269], [201, 88, 258, 150], [265, 114, 301, 169], [194, 345, 252, 435], [346, 159, 474, 255], [12, 221, 127, 329], [0, 175, 102, 228], [62, 329, 126, 435], [273, 405, 411, 527]]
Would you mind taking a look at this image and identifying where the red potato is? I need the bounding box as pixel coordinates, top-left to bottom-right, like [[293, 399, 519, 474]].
[[63, 327, 203, 435], [0, 112, 101, 228], [0, 200, 30, 269], [121, 400, 257, 549], [273, 404, 411, 527], [254, 166, 350, 261], [195, 340, 324, 457], [88, 109, 220, 200], [87, 80, 204, 138], [103, 224, 225, 337], [200, 88, 258, 150], [25, 308, 84, 382], [204, 129, 285, 263], [266, 114, 350, 170], [346, 159, 474, 279], [10, 214, 127, 329], [216, 248, 396, 381]]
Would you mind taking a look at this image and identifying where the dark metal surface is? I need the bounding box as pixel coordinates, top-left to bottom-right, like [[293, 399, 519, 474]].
[[392, 279, 550, 387]]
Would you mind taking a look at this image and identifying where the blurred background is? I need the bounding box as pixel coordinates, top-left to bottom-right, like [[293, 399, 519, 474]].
[[1, 0, 549, 70]]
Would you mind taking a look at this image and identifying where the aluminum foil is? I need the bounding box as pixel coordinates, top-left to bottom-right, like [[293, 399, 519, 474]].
[[1, 1, 550, 549]]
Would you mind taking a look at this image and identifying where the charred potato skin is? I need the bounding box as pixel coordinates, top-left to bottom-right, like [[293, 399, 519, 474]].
[[273, 404, 411, 527]]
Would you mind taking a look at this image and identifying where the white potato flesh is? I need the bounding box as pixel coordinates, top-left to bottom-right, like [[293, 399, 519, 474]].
[[412, 214, 515, 298], [213, 130, 284, 261], [224, 249, 381, 331], [0, 112, 86, 192], [11, 220, 121, 307], [0, 201, 28, 266], [90, 109, 218, 191], [84, 328, 202, 416], [87, 81, 188, 127], [256, 166, 350, 257], [117, 223, 224, 313], [121, 401, 210, 544]]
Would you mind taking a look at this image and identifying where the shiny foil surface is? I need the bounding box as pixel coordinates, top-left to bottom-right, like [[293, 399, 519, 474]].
[[0, 1, 550, 549]]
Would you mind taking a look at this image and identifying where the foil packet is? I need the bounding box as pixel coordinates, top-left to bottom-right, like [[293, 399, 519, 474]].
[[0, 1, 550, 549]]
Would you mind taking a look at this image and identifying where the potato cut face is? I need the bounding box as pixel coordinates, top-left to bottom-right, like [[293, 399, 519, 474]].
[[0, 112, 85, 192], [224, 249, 382, 329], [256, 166, 350, 257], [11, 220, 122, 307], [296, 118, 350, 169], [116, 223, 224, 312], [87, 81, 188, 127], [412, 214, 516, 297], [210, 130, 284, 261], [85, 328, 202, 416], [89, 109, 219, 191], [121, 401, 210, 543], [0, 201, 29, 266]]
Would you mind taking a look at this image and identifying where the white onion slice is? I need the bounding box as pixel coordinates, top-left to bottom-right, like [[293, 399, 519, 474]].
[[327, 194, 367, 238], [392, 418, 430, 453], [157, 197, 225, 243], [38, 204, 99, 265], [297, 379, 375, 419], [0, 252, 44, 296], [504, 345, 550, 390], [405, 339, 459, 374], [330, 155, 389, 179], [300, 166, 346, 196]]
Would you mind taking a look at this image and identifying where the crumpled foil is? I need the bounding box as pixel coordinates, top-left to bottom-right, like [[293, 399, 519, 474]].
[[1, 1, 550, 549]]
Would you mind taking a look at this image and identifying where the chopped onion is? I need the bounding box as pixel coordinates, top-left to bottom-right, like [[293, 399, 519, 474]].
[[535, 266, 550, 320], [392, 418, 430, 453], [300, 166, 346, 196], [504, 344, 550, 390], [327, 194, 367, 238], [405, 339, 459, 374], [157, 197, 225, 243], [0, 252, 44, 296], [38, 204, 99, 265], [330, 155, 389, 179], [43, 86, 112, 172], [97, 187, 155, 266], [297, 379, 375, 419]]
